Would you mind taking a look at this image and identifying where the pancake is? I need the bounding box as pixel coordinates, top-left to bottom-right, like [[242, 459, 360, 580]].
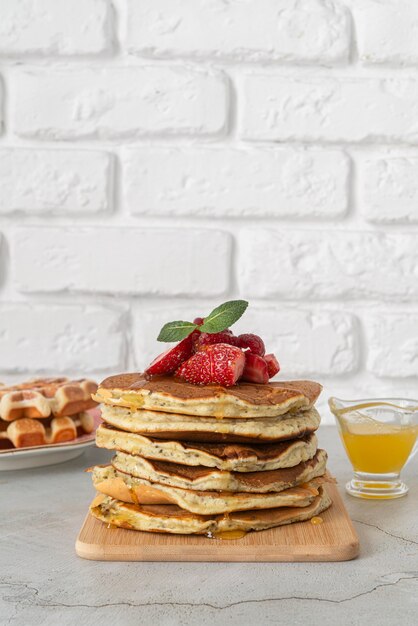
[[96, 424, 318, 471], [101, 405, 321, 443], [112, 449, 327, 493], [90, 486, 332, 535], [94, 373, 322, 418], [92, 465, 324, 514]]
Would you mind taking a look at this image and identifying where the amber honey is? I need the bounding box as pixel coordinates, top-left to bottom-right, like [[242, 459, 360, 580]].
[[340, 422, 418, 474], [214, 530, 247, 540], [329, 397, 418, 499]]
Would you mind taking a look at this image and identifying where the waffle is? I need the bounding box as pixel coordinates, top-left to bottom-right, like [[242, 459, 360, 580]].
[[0, 378, 98, 422], [0, 411, 95, 449]]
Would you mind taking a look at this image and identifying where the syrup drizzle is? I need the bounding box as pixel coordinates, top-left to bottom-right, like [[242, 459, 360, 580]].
[[213, 530, 247, 540]]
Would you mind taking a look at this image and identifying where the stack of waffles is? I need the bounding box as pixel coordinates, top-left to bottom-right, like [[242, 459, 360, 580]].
[[90, 374, 332, 537], [0, 378, 98, 450]]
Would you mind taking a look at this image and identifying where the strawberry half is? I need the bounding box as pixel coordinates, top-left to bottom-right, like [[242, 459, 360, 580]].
[[241, 352, 269, 384], [236, 333, 265, 356], [145, 335, 194, 377], [264, 353, 280, 378], [176, 343, 245, 387], [193, 330, 236, 352]]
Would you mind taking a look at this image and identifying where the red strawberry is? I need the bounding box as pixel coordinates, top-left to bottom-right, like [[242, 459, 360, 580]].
[[193, 330, 236, 351], [236, 333, 265, 356], [193, 317, 204, 325], [241, 352, 269, 384], [176, 343, 245, 387], [264, 353, 280, 378], [145, 335, 194, 377]]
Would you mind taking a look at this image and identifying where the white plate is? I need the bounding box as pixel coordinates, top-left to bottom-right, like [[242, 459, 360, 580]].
[[0, 410, 100, 471]]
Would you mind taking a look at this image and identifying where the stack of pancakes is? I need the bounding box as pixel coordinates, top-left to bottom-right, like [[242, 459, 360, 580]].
[[0, 378, 98, 449], [90, 374, 332, 537]]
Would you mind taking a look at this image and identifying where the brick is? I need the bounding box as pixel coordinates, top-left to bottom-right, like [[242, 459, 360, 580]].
[[355, 0, 418, 66], [365, 313, 418, 377], [0, 149, 112, 214], [125, 0, 350, 64], [0, 304, 124, 373], [14, 228, 231, 296], [361, 156, 418, 223], [234, 308, 358, 376], [238, 229, 418, 300], [123, 147, 349, 218], [14, 67, 228, 140], [241, 76, 418, 143], [0, 0, 110, 56]]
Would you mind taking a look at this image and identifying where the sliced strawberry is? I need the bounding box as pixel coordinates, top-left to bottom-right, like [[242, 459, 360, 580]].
[[236, 333, 265, 356], [145, 335, 194, 377], [264, 353, 280, 378], [193, 330, 236, 352], [193, 317, 204, 325], [241, 352, 269, 384], [176, 343, 245, 387]]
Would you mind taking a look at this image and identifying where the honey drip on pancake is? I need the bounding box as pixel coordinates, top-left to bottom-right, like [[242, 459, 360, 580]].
[[300, 483, 319, 496], [107, 523, 117, 530], [129, 487, 139, 505]]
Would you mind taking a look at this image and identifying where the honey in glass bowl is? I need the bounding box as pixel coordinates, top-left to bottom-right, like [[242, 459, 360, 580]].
[[329, 398, 418, 499]]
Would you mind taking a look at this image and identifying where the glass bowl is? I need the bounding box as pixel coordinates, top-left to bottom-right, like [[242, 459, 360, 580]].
[[329, 397, 418, 499]]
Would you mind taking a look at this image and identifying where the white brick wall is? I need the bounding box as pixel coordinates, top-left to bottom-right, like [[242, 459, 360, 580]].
[[361, 155, 418, 223], [241, 76, 418, 143], [123, 147, 349, 218], [0, 0, 111, 56], [354, 0, 418, 66], [0, 304, 125, 372], [0, 149, 112, 214], [125, 0, 350, 64], [14, 67, 228, 140], [238, 229, 418, 300], [14, 227, 231, 296], [1, 0, 417, 422]]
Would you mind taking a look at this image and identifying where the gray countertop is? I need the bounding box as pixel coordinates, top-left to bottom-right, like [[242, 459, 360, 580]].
[[1, 426, 417, 626]]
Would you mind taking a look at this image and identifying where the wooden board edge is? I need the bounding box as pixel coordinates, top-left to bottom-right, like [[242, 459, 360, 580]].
[[75, 519, 360, 563], [75, 543, 360, 563]]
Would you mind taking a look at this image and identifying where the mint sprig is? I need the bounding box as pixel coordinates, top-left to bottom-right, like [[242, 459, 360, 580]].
[[199, 300, 248, 333], [157, 321, 197, 342], [157, 300, 249, 342]]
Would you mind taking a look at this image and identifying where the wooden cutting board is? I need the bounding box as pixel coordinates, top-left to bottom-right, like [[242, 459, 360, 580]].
[[75, 483, 359, 562]]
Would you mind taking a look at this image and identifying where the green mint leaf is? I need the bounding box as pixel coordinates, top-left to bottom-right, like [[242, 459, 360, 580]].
[[199, 300, 248, 334], [157, 321, 197, 342]]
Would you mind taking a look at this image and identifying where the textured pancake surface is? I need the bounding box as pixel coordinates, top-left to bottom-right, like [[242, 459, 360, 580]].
[[96, 424, 318, 471], [90, 486, 332, 534], [94, 373, 322, 418], [112, 449, 327, 493], [92, 465, 324, 514], [101, 405, 321, 443]]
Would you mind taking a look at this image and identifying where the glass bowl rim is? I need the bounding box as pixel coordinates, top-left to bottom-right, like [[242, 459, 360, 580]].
[[328, 396, 418, 415]]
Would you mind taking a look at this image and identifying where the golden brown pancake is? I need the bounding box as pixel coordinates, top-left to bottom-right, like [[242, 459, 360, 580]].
[[96, 424, 318, 471], [100, 405, 321, 443], [90, 485, 332, 534], [92, 465, 325, 514], [111, 449, 327, 493], [94, 373, 322, 418]]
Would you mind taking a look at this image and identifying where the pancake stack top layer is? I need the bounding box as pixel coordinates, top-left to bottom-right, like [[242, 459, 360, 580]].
[[91, 374, 332, 535]]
